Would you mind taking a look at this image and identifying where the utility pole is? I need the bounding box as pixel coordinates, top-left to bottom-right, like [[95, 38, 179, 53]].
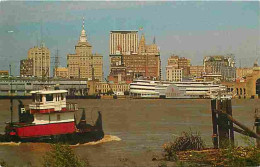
[[9, 64, 13, 124]]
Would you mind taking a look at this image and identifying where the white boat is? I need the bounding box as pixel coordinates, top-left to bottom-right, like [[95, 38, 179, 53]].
[[130, 79, 226, 99]]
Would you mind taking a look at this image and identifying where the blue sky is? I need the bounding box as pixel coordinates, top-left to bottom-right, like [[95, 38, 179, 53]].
[[0, 1, 259, 79]]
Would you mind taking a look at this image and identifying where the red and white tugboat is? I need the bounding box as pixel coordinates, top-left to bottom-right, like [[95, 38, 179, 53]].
[[0, 88, 104, 145]]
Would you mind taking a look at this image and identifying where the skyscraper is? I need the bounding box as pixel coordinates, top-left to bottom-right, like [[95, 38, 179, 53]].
[[109, 30, 138, 55], [166, 55, 191, 79], [67, 18, 103, 81], [21, 45, 51, 78], [108, 32, 161, 83], [203, 55, 236, 81]]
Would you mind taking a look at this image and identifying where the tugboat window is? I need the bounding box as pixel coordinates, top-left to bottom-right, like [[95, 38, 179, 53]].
[[46, 94, 53, 101], [32, 93, 36, 102], [36, 94, 42, 102], [57, 114, 60, 121]]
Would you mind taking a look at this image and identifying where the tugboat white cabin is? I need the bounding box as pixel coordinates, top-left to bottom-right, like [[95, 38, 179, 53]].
[[30, 89, 78, 125]]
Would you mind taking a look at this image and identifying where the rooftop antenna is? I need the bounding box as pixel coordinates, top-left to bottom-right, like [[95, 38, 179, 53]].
[[82, 16, 85, 30], [40, 19, 46, 84], [256, 45, 259, 63], [36, 36, 39, 47], [40, 19, 44, 47]]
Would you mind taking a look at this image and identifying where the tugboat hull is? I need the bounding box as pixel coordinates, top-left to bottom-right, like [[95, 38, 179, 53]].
[[1, 111, 104, 145], [0, 130, 104, 145]]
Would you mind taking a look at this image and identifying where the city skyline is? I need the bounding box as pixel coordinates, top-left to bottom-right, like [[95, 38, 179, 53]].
[[0, 1, 259, 79]]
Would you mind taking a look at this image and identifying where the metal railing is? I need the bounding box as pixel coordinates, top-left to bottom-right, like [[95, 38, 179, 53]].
[[66, 103, 78, 111]]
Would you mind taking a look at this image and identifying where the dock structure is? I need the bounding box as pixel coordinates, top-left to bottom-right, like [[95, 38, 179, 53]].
[[0, 78, 88, 97], [211, 99, 234, 148], [211, 98, 260, 148]]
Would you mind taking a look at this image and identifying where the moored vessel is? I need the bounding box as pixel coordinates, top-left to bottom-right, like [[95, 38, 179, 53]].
[[130, 79, 226, 99], [0, 87, 104, 145]]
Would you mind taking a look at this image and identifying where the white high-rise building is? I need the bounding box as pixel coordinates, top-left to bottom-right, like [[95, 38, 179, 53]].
[[27, 46, 50, 77], [166, 66, 182, 82], [109, 30, 138, 55]]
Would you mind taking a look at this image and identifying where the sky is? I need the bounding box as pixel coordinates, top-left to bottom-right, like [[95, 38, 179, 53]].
[[0, 1, 259, 79]]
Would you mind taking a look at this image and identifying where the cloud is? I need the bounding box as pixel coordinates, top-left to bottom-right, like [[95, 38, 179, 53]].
[[0, 1, 162, 25]]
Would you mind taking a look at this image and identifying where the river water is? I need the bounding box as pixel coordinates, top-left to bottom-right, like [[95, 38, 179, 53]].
[[0, 99, 259, 167]]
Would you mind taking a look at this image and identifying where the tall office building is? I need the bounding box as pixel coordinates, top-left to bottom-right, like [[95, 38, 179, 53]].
[[109, 32, 161, 83], [178, 57, 191, 77], [109, 30, 138, 55], [190, 65, 204, 78], [166, 55, 191, 77], [67, 18, 103, 81], [21, 45, 51, 78], [167, 55, 179, 68], [203, 55, 236, 81], [166, 65, 182, 81]]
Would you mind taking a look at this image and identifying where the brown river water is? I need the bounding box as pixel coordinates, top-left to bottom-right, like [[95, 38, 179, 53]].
[[0, 99, 259, 167]]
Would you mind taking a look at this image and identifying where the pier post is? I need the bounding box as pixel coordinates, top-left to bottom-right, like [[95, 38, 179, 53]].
[[227, 99, 234, 146], [211, 99, 218, 148], [218, 100, 230, 148]]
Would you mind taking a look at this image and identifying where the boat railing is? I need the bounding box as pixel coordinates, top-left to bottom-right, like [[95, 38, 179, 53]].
[[66, 102, 78, 111], [31, 102, 44, 105]]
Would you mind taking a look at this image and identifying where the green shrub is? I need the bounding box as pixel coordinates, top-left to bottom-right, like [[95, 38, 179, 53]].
[[162, 130, 205, 161], [42, 143, 86, 167], [220, 135, 260, 166], [172, 131, 205, 151], [162, 143, 178, 161], [222, 146, 260, 167], [0, 159, 8, 167]]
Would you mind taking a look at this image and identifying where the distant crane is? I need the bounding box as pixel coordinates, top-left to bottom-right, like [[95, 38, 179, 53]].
[[53, 48, 60, 77]]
